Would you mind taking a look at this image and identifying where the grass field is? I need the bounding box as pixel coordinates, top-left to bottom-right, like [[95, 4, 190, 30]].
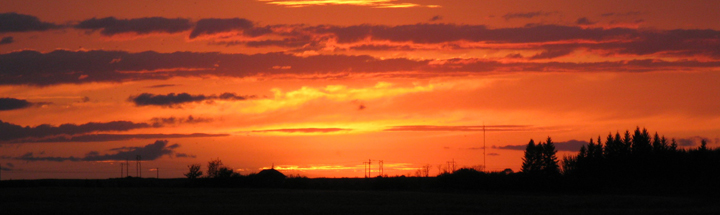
[[2, 187, 719, 215]]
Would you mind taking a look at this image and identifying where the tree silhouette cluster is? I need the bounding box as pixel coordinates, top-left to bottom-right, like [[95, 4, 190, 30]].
[[521, 137, 560, 177], [559, 127, 720, 193]]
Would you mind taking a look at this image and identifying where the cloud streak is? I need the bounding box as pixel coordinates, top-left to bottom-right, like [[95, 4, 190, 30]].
[[502, 11, 557, 20], [494, 139, 588, 152], [258, 0, 432, 8], [129, 92, 254, 107], [75, 17, 192, 36], [0, 120, 153, 142], [4, 50, 720, 86], [11, 133, 229, 143], [12, 140, 184, 162], [0, 36, 13, 45], [0, 13, 58, 33], [384, 125, 548, 132], [252, 128, 351, 133], [0, 98, 32, 111]]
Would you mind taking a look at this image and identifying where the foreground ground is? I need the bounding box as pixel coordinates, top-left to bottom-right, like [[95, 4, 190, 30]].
[[1, 187, 719, 215]]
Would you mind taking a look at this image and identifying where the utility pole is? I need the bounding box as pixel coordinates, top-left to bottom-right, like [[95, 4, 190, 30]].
[[367, 159, 372, 178], [136, 155, 141, 178], [156, 167, 159, 179], [483, 123, 486, 172], [378, 160, 384, 177], [362, 162, 368, 178], [120, 163, 123, 178], [126, 158, 129, 177]]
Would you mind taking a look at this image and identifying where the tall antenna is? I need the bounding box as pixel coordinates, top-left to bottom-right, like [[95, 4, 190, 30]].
[[483, 122, 486, 172], [126, 158, 129, 177]]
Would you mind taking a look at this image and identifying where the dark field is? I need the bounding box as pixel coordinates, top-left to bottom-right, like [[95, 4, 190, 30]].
[[2, 187, 719, 215]]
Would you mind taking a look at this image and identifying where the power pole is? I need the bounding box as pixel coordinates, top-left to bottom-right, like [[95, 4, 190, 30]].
[[156, 167, 159, 179], [362, 162, 368, 178], [126, 158, 129, 177], [120, 163, 123, 178], [136, 155, 141, 178], [367, 159, 372, 178], [378, 160, 384, 177]]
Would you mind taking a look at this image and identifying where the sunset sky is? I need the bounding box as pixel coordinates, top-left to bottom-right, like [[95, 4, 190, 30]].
[[1, 0, 720, 179]]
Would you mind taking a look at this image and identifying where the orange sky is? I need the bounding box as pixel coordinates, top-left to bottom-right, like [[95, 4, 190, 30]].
[[1, 0, 720, 179]]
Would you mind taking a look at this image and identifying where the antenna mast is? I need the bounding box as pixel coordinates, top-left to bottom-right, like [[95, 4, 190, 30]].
[[483, 123, 486, 172]]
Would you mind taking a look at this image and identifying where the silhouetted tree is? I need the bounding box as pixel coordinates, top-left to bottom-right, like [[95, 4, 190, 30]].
[[207, 158, 223, 178], [541, 137, 560, 176], [184, 164, 203, 179], [521, 139, 540, 174]]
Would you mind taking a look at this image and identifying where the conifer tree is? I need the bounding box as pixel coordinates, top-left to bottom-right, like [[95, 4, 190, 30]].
[[521, 139, 538, 174], [541, 137, 560, 176]]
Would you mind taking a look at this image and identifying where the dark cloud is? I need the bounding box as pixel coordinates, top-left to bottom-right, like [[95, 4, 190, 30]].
[[13, 140, 185, 162], [576, 17, 596, 25], [75, 17, 192, 36], [175, 153, 196, 158], [129, 92, 254, 107], [189, 18, 270, 39], [0, 36, 13, 45], [0, 50, 426, 86], [488, 153, 500, 156], [150, 115, 213, 126], [601, 11, 641, 17], [384, 125, 538, 132], [429, 16, 442, 22], [252, 128, 351, 133], [502, 11, 556, 20], [676, 136, 713, 147], [3, 49, 720, 86], [0, 13, 58, 33], [0, 120, 153, 142], [11, 133, 228, 143], [494, 139, 588, 152], [0, 97, 32, 111], [146, 84, 176, 88], [6, 163, 14, 167], [529, 49, 574, 59]]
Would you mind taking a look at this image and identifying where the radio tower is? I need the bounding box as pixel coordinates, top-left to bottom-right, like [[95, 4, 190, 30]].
[[483, 123, 486, 172]]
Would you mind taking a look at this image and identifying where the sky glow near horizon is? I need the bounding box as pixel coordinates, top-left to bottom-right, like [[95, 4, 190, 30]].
[[1, 0, 720, 179]]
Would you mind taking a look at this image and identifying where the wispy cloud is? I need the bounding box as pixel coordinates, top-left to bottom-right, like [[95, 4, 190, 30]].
[[502, 11, 557, 20], [252, 128, 352, 133], [258, 0, 435, 8], [75, 17, 192, 36], [493, 139, 588, 152], [384, 125, 548, 132]]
